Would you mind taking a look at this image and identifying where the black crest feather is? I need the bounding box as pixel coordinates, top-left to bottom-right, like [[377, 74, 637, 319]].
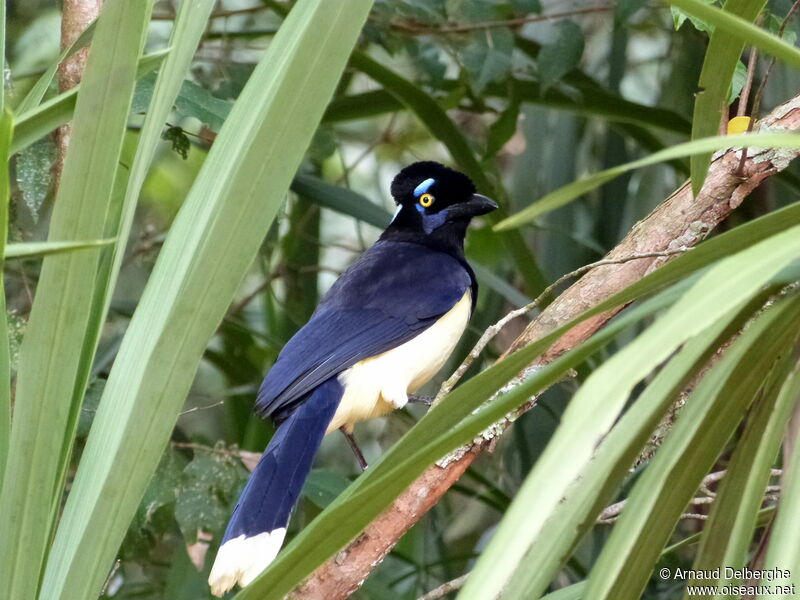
[[390, 161, 476, 204]]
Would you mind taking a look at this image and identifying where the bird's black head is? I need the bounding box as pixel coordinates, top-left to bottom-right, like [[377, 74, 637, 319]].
[[381, 161, 497, 253]]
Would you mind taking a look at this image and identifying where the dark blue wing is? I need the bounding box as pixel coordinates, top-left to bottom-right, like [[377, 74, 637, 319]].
[[255, 240, 472, 421]]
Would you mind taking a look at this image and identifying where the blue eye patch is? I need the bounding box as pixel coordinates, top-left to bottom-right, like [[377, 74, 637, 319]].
[[413, 178, 435, 197], [416, 205, 448, 233]]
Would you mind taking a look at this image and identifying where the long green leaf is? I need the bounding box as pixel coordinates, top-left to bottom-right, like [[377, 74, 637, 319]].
[[757, 367, 800, 599], [686, 354, 800, 599], [502, 290, 772, 599], [15, 20, 96, 114], [583, 295, 800, 599], [92, 0, 216, 397], [40, 2, 372, 598], [11, 49, 168, 156], [533, 506, 779, 600], [0, 110, 12, 484], [4, 239, 114, 259], [689, 0, 766, 196], [498, 76, 691, 137], [494, 132, 800, 230], [0, 1, 153, 597], [457, 223, 800, 599], [669, 0, 800, 68], [44, 0, 218, 559]]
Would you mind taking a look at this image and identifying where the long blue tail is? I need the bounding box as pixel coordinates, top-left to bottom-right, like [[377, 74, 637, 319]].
[[208, 377, 342, 596]]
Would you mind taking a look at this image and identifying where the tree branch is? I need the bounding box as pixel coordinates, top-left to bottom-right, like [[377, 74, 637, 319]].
[[55, 0, 103, 187], [290, 94, 800, 600]]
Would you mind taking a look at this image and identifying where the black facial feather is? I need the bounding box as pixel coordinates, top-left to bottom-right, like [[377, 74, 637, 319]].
[[390, 161, 476, 210]]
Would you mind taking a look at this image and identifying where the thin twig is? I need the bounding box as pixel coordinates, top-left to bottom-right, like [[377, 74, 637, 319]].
[[179, 401, 225, 416], [736, 45, 759, 177], [597, 469, 783, 524], [417, 573, 470, 600], [434, 249, 691, 403], [751, 1, 800, 122], [389, 5, 614, 35], [598, 496, 714, 524]]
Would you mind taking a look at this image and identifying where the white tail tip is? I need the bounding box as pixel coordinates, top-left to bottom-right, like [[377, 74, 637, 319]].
[[208, 528, 286, 596]]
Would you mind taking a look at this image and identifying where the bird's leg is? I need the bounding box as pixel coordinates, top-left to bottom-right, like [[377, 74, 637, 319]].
[[340, 427, 368, 472], [408, 394, 434, 406]]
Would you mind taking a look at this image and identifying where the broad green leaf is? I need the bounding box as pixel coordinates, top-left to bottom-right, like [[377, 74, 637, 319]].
[[688, 0, 766, 196], [0, 1, 153, 597], [93, 0, 217, 408], [461, 28, 514, 93], [458, 224, 800, 599], [583, 294, 800, 599], [132, 447, 187, 531], [175, 453, 243, 543], [174, 78, 232, 131], [403, 38, 448, 86], [15, 20, 96, 114], [538, 20, 585, 91], [350, 51, 548, 295], [671, 2, 715, 31], [668, 0, 800, 68], [729, 59, 747, 103], [11, 49, 168, 156], [4, 239, 115, 259], [39, 2, 372, 598], [15, 135, 55, 222], [502, 291, 770, 599], [757, 367, 800, 598], [303, 469, 352, 509], [765, 12, 797, 47], [494, 132, 800, 230], [687, 354, 800, 598], [0, 110, 12, 485]]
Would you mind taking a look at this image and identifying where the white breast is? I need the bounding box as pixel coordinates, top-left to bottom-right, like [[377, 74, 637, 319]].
[[329, 291, 471, 433]]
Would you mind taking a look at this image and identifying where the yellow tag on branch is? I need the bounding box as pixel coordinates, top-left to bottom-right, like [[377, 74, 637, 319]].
[[728, 116, 751, 135]]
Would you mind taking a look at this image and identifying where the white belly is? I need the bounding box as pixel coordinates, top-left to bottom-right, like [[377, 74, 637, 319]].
[[329, 291, 471, 433]]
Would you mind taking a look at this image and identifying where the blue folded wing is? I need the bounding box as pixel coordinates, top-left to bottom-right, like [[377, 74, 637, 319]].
[[255, 240, 472, 421]]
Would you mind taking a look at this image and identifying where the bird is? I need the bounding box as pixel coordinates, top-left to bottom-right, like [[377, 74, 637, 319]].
[[208, 161, 497, 596]]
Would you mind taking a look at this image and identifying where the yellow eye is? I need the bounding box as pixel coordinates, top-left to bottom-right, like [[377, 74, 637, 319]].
[[419, 193, 435, 208]]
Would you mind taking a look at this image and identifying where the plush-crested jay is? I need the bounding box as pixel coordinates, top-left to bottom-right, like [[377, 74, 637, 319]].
[[208, 161, 497, 595]]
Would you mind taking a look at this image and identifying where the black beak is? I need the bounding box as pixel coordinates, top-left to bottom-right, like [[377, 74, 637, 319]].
[[470, 193, 499, 215], [449, 193, 498, 219]]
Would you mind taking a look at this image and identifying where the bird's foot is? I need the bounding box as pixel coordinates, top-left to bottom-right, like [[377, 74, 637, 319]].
[[339, 427, 368, 472]]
